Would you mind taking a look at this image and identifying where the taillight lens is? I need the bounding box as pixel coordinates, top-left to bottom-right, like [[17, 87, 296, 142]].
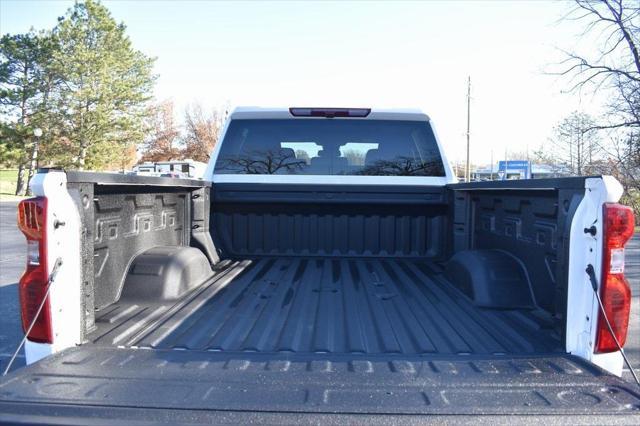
[[17, 197, 53, 343], [595, 203, 634, 353]]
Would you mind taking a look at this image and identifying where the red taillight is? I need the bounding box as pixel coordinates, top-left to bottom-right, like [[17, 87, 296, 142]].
[[595, 203, 634, 353], [17, 197, 53, 344]]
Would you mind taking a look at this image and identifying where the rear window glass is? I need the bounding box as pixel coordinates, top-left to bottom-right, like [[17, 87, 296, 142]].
[[214, 119, 445, 176]]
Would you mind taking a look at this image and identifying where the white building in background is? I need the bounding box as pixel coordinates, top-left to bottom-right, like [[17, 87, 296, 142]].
[[133, 159, 207, 179], [473, 162, 571, 181]]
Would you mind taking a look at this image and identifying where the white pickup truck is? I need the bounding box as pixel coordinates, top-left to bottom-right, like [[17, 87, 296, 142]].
[[1, 107, 638, 424]]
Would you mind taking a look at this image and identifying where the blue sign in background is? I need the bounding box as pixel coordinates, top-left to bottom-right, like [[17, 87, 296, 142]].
[[497, 160, 531, 179]]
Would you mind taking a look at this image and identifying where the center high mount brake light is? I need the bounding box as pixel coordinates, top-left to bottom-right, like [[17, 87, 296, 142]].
[[289, 108, 371, 118]]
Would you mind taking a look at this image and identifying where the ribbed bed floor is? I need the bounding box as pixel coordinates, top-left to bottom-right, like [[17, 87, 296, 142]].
[[89, 258, 561, 355]]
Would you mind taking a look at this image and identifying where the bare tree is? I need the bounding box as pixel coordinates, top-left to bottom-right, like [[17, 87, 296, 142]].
[[182, 103, 221, 162], [139, 100, 180, 162], [531, 145, 570, 175], [597, 131, 640, 212], [216, 149, 305, 174], [549, 111, 602, 175], [558, 1, 639, 216], [358, 157, 445, 176], [559, 0, 639, 130]]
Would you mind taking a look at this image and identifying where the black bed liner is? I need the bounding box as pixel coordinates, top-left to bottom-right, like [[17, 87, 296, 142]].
[[11, 256, 638, 423], [88, 258, 560, 355], [1, 346, 639, 422]]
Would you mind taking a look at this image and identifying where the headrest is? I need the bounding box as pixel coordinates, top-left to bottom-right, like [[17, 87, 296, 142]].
[[364, 149, 382, 165], [318, 147, 341, 157], [279, 147, 295, 157]]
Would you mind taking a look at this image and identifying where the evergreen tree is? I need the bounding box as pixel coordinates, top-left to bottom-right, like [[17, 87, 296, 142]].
[[52, 0, 156, 170], [0, 31, 54, 194]]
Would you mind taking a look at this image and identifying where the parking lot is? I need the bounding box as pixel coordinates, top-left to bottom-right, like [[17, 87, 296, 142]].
[[626, 232, 640, 382], [0, 199, 638, 381], [0, 201, 26, 372]]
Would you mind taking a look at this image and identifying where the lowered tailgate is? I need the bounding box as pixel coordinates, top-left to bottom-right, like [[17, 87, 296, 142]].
[[1, 346, 639, 424]]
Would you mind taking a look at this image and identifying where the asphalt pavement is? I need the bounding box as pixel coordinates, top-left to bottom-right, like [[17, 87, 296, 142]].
[[0, 200, 25, 372], [0, 200, 638, 381], [624, 232, 640, 383]]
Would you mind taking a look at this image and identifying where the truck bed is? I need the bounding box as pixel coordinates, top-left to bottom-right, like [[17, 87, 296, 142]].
[[88, 257, 561, 355]]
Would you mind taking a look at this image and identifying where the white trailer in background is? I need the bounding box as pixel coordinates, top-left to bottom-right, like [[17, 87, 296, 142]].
[[133, 159, 207, 179]]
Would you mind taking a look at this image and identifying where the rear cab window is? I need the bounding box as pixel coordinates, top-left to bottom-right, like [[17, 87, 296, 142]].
[[214, 119, 446, 177]]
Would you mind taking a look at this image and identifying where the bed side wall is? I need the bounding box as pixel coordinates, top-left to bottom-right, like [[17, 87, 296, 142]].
[[449, 178, 587, 333]]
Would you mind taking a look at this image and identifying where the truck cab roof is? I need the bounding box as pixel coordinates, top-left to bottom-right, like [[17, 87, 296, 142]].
[[230, 106, 431, 121]]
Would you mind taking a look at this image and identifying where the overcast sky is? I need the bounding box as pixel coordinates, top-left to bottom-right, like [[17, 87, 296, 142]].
[[1, 0, 604, 165]]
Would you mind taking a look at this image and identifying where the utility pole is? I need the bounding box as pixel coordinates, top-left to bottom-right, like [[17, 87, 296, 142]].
[[504, 147, 508, 181], [465, 76, 471, 182], [490, 149, 494, 181]]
